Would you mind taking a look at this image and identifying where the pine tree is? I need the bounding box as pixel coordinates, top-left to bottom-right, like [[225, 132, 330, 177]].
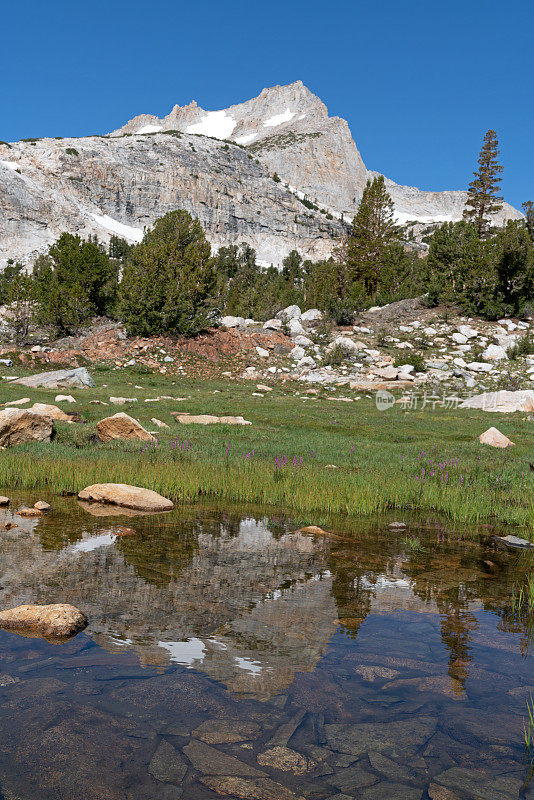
[[345, 175, 397, 295], [463, 129, 503, 237], [522, 201, 534, 242]]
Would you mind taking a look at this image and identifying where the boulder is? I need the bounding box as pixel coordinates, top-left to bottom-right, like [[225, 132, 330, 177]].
[[288, 318, 305, 336], [97, 412, 154, 443], [109, 396, 138, 405], [296, 356, 316, 370], [460, 390, 534, 413], [78, 483, 174, 512], [14, 367, 95, 389], [29, 403, 78, 422], [220, 315, 245, 329], [172, 412, 251, 425], [55, 394, 76, 403], [0, 408, 53, 447], [373, 366, 398, 380], [300, 308, 323, 323], [151, 418, 169, 429], [452, 332, 468, 344], [263, 318, 282, 331], [290, 346, 305, 361], [458, 325, 478, 339], [466, 362, 493, 373], [18, 507, 43, 517], [256, 347, 269, 358], [478, 427, 514, 448], [327, 336, 363, 355], [0, 604, 87, 637], [34, 500, 51, 512], [276, 304, 301, 321], [482, 344, 507, 360], [293, 335, 314, 348], [3, 397, 30, 406], [0, 497, 9, 506]]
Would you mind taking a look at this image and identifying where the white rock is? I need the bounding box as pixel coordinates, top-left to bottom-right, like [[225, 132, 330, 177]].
[[267, 366, 277, 374], [460, 390, 534, 413], [399, 325, 412, 333], [288, 318, 305, 336], [296, 356, 317, 370], [30, 345, 41, 353], [466, 362, 493, 373], [327, 337, 362, 355], [55, 394, 76, 403], [397, 364, 414, 373], [458, 325, 478, 339], [300, 308, 323, 323], [256, 347, 269, 358], [293, 335, 313, 348], [220, 315, 245, 328], [276, 305, 301, 321], [411, 321, 422, 328], [483, 344, 507, 361], [396, 341, 414, 350], [453, 358, 467, 368], [290, 346, 305, 361], [452, 332, 468, 344], [263, 318, 282, 331], [424, 327, 437, 335], [109, 396, 138, 404]]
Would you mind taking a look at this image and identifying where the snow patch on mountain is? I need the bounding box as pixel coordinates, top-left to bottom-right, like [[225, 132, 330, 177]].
[[186, 111, 236, 139], [235, 133, 257, 145], [90, 213, 144, 243], [136, 124, 163, 134], [263, 108, 295, 127]]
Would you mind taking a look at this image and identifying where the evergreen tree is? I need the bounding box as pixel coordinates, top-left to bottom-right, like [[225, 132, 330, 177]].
[[463, 129, 503, 237], [522, 201, 534, 242], [345, 176, 397, 295], [33, 233, 118, 334], [119, 210, 215, 337]]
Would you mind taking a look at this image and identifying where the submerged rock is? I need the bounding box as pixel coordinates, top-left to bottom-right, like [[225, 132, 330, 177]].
[[148, 740, 187, 784], [78, 483, 174, 512], [192, 719, 260, 744], [14, 367, 95, 389], [0, 408, 53, 447], [257, 746, 316, 775], [0, 603, 87, 637], [199, 775, 305, 800]]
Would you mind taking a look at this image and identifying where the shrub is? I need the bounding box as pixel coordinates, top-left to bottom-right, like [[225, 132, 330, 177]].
[[65, 147, 79, 156]]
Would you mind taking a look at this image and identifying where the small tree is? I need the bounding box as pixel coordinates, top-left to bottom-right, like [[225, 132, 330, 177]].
[[1, 263, 33, 344], [33, 233, 118, 334], [345, 175, 398, 295], [119, 210, 215, 337], [522, 201, 534, 242], [463, 129, 504, 237]]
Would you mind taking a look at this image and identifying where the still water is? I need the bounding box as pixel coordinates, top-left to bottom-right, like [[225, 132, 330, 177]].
[[0, 494, 533, 799]]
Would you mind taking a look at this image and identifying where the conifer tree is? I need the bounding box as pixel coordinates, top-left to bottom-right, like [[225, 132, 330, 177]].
[[463, 129, 503, 237], [522, 201, 534, 242], [345, 175, 397, 294]]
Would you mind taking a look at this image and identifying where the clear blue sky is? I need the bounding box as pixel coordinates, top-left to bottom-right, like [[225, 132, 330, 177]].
[[1, 0, 532, 209]]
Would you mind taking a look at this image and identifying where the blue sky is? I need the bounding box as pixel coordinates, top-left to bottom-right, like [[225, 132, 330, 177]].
[[1, 0, 532, 208]]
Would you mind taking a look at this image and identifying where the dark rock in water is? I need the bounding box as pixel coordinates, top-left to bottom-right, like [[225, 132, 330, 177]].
[[359, 784, 422, 800], [431, 768, 523, 800], [0, 673, 19, 686], [428, 783, 463, 800], [327, 764, 376, 791], [199, 774, 306, 799], [257, 746, 316, 775], [493, 534, 534, 550], [183, 739, 264, 777], [266, 709, 306, 747], [368, 751, 419, 783], [192, 719, 260, 744], [325, 717, 437, 758], [148, 740, 187, 784]]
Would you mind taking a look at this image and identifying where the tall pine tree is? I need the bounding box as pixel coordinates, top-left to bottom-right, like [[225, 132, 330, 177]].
[[463, 129, 503, 237], [345, 175, 397, 295]]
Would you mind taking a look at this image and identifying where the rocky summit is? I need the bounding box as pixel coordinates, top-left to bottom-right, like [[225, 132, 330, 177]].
[[0, 82, 522, 269]]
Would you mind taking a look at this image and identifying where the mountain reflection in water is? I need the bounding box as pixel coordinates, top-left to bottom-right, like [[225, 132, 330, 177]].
[[0, 496, 532, 800]]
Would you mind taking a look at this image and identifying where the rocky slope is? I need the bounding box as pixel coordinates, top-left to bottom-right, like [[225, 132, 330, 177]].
[[0, 81, 522, 268]]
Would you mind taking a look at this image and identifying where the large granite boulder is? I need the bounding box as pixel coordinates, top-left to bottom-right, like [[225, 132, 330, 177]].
[[0, 604, 87, 637], [29, 403, 79, 422], [78, 483, 174, 512], [15, 367, 95, 389], [97, 412, 154, 442], [0, 408, 53, 447], [460, 389, 534, 413]]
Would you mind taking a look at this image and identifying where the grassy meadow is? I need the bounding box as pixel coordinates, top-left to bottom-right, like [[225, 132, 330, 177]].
[[0, 365, 532, 533]]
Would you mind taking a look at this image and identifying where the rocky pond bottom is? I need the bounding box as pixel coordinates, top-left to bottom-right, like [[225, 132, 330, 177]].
[[0, 497, 533, 800]]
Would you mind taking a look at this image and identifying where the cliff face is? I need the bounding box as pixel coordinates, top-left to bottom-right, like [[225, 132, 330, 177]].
[[0, 80, 522, 268]]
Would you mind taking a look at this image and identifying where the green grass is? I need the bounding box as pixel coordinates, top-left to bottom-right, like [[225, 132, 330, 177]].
[[0, 366, 532, 531]]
